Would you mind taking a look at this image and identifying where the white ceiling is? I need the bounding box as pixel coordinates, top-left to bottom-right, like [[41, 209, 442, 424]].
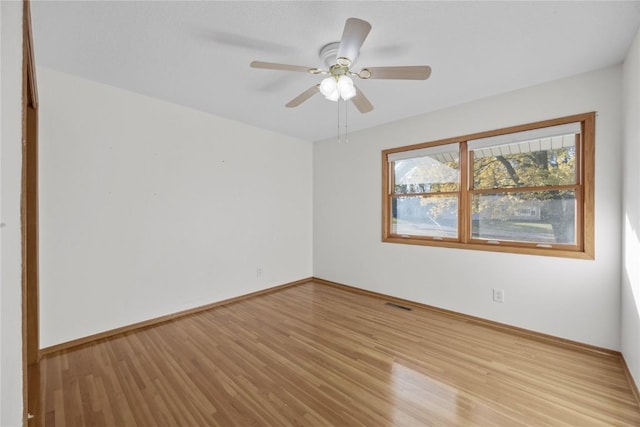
[[30, 1, 640, 142]]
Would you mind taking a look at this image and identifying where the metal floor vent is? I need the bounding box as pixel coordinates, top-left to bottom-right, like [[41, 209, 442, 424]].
[[385, 302, 412, 311]]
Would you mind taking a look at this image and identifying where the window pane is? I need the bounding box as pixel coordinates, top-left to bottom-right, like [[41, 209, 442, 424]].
[[471, 191, 576, 244], [472, 134, 577, 190], [392, 195, 458, 238], [394, 146, 459, 194]]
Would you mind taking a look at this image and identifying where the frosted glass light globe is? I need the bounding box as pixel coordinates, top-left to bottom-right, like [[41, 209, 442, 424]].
[[319, 77, 337, 97]]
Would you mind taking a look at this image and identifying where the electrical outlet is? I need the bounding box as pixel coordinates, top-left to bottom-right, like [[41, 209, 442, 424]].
[[257, 268, 263, 277], [493, 288, 505, 303]]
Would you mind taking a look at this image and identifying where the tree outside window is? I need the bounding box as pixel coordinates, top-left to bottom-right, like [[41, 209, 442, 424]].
[[382, 113, 594, 259]]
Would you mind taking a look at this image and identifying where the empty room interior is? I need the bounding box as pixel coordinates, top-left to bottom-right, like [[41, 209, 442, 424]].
[[3, 1, 640, 425]]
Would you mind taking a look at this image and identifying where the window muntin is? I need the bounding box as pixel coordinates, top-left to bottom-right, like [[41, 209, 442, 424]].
[[382, 113, 594, 258]]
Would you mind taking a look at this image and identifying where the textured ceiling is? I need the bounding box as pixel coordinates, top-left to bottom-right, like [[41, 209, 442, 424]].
[[30, 1, 640, 142]]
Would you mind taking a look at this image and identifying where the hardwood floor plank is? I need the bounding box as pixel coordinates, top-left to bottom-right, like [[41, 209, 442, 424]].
[[39, 281, 640, 426]]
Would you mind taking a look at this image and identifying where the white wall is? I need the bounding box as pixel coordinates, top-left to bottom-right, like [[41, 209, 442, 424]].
[[0, 1, 24, 425], [38, 68, 313, 348], [622, 28, 640, 387], [314, 66, 623, 350]]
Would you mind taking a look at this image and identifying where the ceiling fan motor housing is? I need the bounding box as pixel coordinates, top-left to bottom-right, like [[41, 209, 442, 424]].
[[319, 42, 343, 69]]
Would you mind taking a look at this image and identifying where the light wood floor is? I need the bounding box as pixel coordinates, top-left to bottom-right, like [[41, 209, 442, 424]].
[[39, 281, 640, 426]]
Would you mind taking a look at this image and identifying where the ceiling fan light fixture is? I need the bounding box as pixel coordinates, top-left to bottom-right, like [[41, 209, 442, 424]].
[[337, 75, 353, 90], [325, 88, 341, 102], [337, 76, 356, 100], [341, 86, 356, 101], [319, 76, 337, 97]]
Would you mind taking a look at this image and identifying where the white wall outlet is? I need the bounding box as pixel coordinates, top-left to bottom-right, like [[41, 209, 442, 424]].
[[493, 288, 505, 303], [257, 268, 263, 277]]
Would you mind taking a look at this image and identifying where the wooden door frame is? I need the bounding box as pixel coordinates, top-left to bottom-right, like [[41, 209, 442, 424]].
[[22, 0, 40, 424]]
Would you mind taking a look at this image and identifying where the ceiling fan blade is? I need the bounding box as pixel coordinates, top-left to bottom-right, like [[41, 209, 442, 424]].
[[336, 18, 372, 65], [363, 66, 432, 80], [286, 85, 320, 108], [352, 86, 374, 114], [250, 61, 314, 73]]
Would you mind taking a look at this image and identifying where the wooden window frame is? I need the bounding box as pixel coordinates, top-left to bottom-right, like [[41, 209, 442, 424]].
[[382, 112, 595, 259]]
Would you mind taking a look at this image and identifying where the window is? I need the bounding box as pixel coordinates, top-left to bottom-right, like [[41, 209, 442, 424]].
[[382, 112, 595, 258]]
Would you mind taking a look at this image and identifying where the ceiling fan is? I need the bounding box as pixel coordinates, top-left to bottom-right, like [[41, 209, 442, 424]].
[[250, 17, 432, 114]]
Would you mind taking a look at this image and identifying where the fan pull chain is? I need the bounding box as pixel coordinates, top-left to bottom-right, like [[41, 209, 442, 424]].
[[337, 99, 341, 143], [344, 100, 349, 144], [336, 100, 350, 144]]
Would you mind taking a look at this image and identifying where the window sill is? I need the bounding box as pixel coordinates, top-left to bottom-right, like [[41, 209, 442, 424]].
[[383, 236, 594, 259]]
